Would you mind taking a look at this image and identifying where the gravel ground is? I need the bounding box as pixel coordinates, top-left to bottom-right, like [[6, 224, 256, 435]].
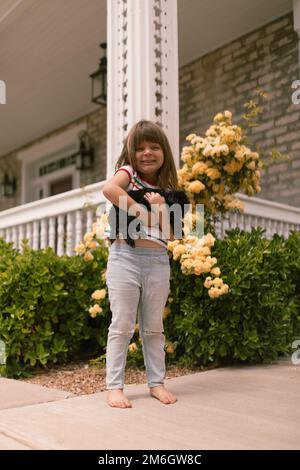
[[21, 362, 203, 396]]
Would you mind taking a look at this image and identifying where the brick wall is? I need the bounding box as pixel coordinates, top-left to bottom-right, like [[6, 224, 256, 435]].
[[179, 12, 300, 207], [79, 106, 106, 187]]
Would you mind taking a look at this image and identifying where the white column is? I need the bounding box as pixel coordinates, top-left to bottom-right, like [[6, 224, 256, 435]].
[[107, 0, 180, 181], [293, 0, 300, 66]]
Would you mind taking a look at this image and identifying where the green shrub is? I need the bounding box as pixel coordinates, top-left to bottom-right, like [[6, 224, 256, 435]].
[[1, 228, 300, 377], [164, 228, 300, 367], [0, 239, 110, 377]]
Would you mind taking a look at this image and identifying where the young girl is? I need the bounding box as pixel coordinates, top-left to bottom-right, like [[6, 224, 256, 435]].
[[102, 120, 179, 408]]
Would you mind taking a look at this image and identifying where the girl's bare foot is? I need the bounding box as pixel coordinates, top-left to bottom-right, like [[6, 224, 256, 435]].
[[107, 389, 132, 408], [149, 385, 178, 404]]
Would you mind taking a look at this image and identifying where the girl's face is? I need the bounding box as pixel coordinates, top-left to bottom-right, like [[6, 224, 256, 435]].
[[135, 140, 164, 180]]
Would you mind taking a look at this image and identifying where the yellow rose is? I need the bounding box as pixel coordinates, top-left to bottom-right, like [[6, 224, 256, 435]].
[[208, 287, 219, 298], [74, 242, 86, 254], [168, 239, 181, 251], [203, 234, 215, 247], [204, 276, 213, 288], [206, 168, 221, 180], [246, 161, 256, 170], [214, 112, 224, 122], [192, 162, 208, 177], [89, 304, 102, 317], [84, 232, 94, 242], [165, 342, 174, 354], [188, 181, 205, 193], [212, 277, 223, 287], [177, 166, 191, 181], [195, 246, 211, 257], [193, 260, 205, 275], [211, 267, 221, 276], [173, 244, 187, 259], [220, 129, 236, 145], [86, 240, 98, 250], [186, 133, 196, 142], [128, 342, 138, 353], [84, 251, 94, 262], [91, 289, 107, 300]]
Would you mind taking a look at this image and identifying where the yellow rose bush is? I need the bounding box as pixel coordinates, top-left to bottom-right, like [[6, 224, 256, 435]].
[[168, 235, 229, 298], [166, 106, 267, 300], [178, 110, 263, 224], [74, 213, 109, 318]]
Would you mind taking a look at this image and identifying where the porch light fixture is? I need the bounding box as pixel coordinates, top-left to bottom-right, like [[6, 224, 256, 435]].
[[90, 42, 107, 106], [75, 130, 94, 171], [0, 173, 17, 197]]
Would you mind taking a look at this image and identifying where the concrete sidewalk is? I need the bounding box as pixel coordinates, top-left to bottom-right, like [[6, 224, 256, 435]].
[[0, 360, 299, 450]]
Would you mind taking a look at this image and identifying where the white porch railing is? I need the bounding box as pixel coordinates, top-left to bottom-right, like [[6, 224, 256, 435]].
[[215, 194, 300, 239], [0, 184, 300, 256], [0, 181, 108, 256]]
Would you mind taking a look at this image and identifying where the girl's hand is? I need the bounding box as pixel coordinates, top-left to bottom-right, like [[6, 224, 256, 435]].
[[143, 192, 165, 206], [143, 192, 166, 227]]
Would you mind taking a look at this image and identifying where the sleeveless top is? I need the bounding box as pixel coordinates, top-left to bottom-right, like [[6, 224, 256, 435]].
[[103, 164, 168, 248]]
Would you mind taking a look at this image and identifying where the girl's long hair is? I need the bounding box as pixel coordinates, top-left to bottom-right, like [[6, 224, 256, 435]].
[[114, 120, 179, 189]]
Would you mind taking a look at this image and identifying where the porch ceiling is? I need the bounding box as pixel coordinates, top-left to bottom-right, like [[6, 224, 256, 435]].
[[0, 0, 293, 157]]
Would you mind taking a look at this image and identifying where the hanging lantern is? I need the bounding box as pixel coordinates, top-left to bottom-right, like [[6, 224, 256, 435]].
[[0, 173, 17, 197], [90, 42, 107, 106]]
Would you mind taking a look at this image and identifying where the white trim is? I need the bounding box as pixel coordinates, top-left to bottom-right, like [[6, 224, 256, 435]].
[[237, 192, 300, 222], [17, 122, 87, 164], [32, 166, 80, 200], [0, 180, 107, 229]]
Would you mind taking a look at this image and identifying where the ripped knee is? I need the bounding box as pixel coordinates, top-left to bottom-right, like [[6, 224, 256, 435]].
[[140, 329, 164, 336], [108, 328, 134, 337]]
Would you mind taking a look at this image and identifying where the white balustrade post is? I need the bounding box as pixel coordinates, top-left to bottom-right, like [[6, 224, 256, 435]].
[[66, 212, 74, 256], [18, 224, 25, 251], [49, 217, 56, 251], [107, 0, 180, 185], [57, 215, 65, 256], [86, 208, 94, 234], [12, 226, 18, 250], [40, 219, 48, 249], [75, 210, 83, 245], [25, 222, 32, 248], [32, 220, 39, 250], [6, 227, 11, 243]]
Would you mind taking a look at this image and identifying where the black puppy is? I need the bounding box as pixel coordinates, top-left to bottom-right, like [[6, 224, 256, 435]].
[[108, 189, 190, 247]]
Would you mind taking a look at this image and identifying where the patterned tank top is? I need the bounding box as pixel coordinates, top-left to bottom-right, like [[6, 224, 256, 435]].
[[103, 164, 168, 248]]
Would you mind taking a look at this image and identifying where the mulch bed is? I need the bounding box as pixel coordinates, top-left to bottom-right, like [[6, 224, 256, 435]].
[[21, 362, 203, 396]]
